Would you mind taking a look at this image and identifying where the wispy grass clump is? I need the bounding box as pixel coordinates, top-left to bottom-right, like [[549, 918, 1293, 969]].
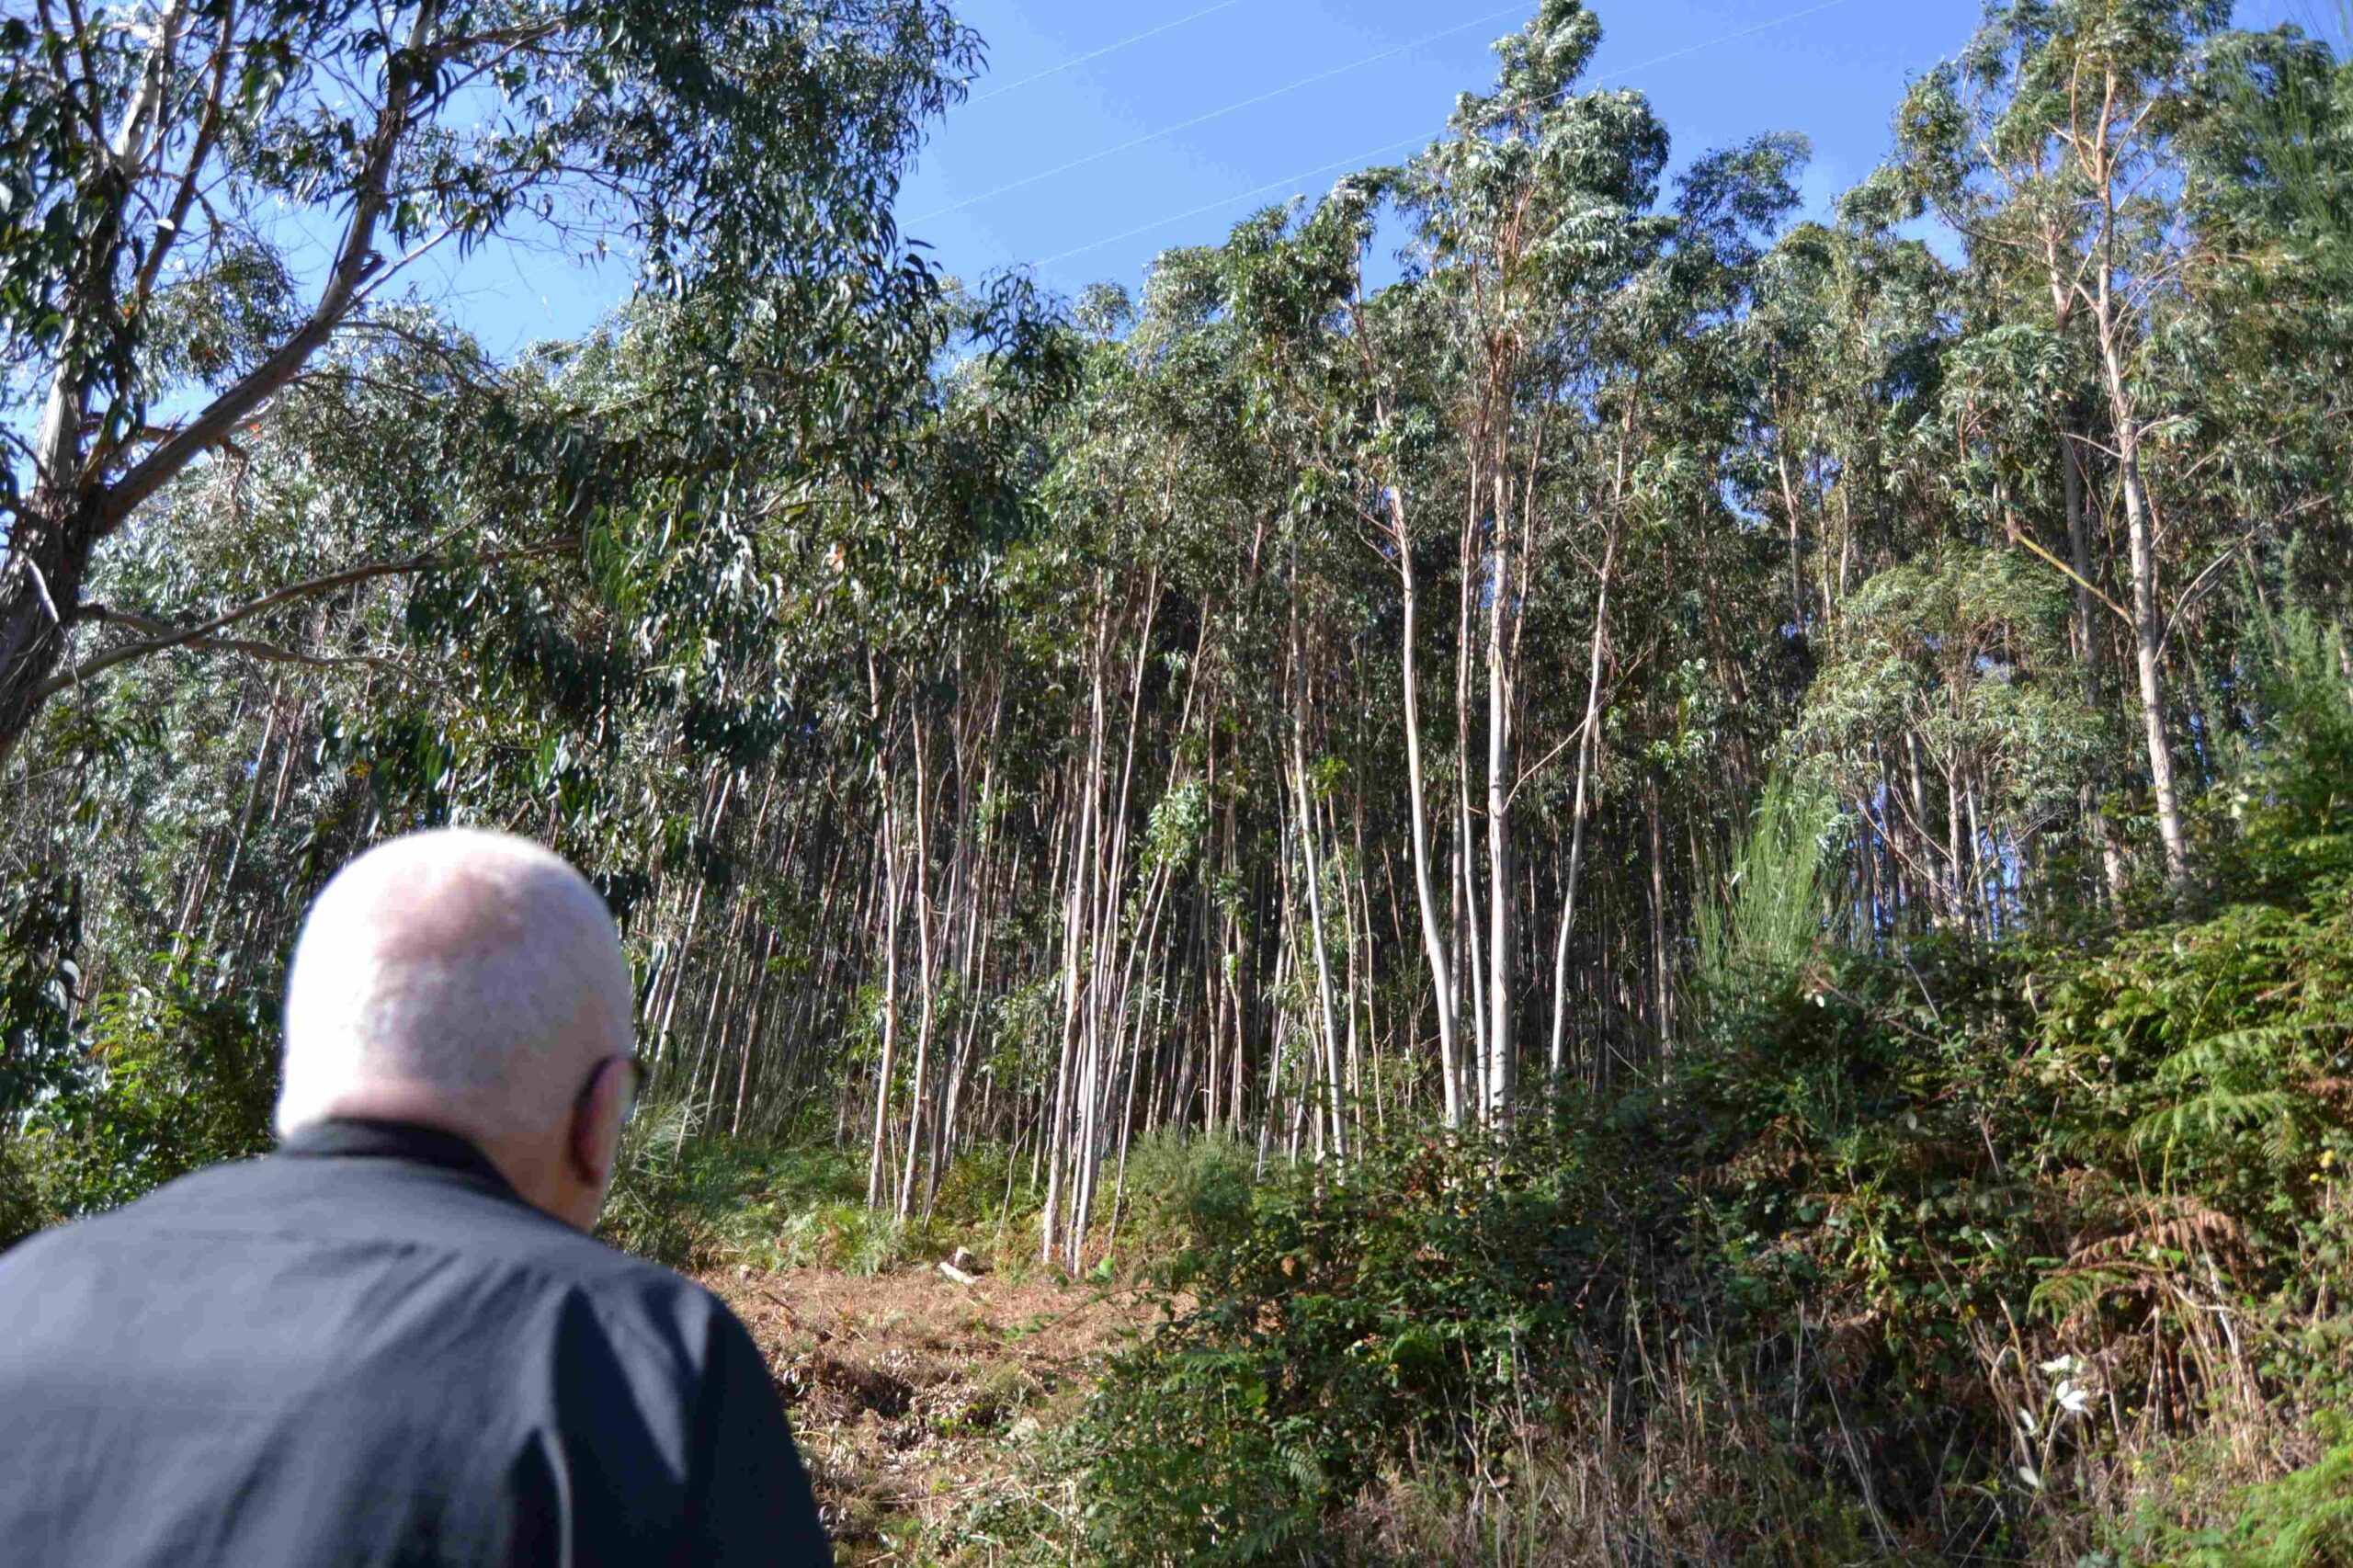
[[1691, 771, 1841, 1018]]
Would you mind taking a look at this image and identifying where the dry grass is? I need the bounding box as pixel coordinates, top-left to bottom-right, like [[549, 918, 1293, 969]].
[[706, 1261, 1171, 1562], [1327, 1345, 1878, 1567], [707, 1250, 2341, 1565]]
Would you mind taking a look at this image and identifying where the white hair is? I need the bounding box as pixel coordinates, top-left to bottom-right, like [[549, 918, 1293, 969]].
[[277, 829, 635, 1140]]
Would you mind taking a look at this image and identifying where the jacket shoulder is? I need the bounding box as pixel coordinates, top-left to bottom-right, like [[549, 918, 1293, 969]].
[[0, 1155, 733, 1341]]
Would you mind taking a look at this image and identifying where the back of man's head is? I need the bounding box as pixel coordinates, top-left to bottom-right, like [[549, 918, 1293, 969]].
[[278, 830, 634, 1159]]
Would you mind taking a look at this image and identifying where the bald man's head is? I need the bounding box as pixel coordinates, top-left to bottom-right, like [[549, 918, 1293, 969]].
[[278, 830, 635, 1153]]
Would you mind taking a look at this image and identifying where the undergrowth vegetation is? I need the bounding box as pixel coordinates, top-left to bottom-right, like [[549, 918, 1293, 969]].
[[600, 1109, 977, 1278], [597, 1104, 1260, 1288], [1, 951, 277, 1244], [14, 697, 2353, 1562], [8, 690, 2348, 1564], [9, 668, 2349, 1565], [934, 695, 2353, 1564]]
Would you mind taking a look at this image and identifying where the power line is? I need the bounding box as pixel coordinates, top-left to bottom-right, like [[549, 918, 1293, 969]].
[[911, 5, 1529, 224], [1591, 0, 1852, 85], [1030, 0, 1858, 271], [1036, 135, 1428, 268], [970, 0, 1252, 105]]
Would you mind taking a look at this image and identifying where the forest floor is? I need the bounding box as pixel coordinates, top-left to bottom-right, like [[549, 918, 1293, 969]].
[[704, 1262, 1172, 1562]]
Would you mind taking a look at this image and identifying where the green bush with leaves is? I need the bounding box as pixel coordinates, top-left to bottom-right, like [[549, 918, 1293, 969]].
[[1113, 1126, 1257, 1276], [0, 864, 80, 1121], [597, 1106, 892, 1270], [2164, 1422, 2353, 1566], [1052, 1124, 1675, 1562], [2038, 890, 2353, 1290], [0, 1134, 45, 1254], [0, 863, 81, 1250], [18, 954, 278, 1220]]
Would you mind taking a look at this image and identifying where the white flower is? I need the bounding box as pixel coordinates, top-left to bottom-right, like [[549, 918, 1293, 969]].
[[2018, 1407, 2038, 1435], [2040, 1355, 2077, 1376], [2056, 1380, 2092, 1416]]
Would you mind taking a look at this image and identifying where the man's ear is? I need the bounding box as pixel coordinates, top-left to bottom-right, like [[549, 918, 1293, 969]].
[[568, 1058, 627, 1191]]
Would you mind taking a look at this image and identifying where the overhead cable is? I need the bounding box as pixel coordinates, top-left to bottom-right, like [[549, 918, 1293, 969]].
[[910, 5, 1529, 223], [1031, 0, 1859, 269], [1591, 0, 1853, 85], [970, 0, 1252, 105]]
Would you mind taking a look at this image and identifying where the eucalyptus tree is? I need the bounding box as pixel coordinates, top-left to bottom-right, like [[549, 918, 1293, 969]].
[[0, 0, 976, 771], [2188, 7, 2353, 294], [1212, 203, 1351, 1164], [1560, 131, 1808, 1057], [1399, 0, 1668, 1121], [15, 0, 2353, 1269], [2176, 25, 2353, 613], [1893, 0, 2238, 891], [1002, 247, 1292, 1255], [1343, 237, 1469, 1124]]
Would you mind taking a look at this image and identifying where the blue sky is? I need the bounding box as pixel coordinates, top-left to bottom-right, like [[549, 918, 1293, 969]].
[[442, 0, 2336, 354]]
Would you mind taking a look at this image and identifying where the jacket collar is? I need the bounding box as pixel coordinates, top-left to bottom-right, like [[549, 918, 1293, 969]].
[[278, 1117, 520, 1197]]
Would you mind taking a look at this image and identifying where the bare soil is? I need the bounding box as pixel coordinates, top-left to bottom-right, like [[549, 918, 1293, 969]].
[[704, 1262, 1169, 1561]]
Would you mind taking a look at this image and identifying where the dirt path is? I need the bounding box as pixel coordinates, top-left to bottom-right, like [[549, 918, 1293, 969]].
[[704, 1264, 1167, 1561]]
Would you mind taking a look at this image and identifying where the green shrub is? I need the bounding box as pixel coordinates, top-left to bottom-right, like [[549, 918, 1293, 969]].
[[2118, 1415, 2353, 1565], [596, 1117, 912, 1273], [20, 952, 278, 1220], [761, 1199, 909, 1274], [1065, 1344, 1326, 1563], [924, 1136, 1047, 1248], [597, 1097, 714, 1267], [1051, 1124, 1677, 1562], [1690, 771, 1842, 1024], [2035, 884, 2353, 1291], [0, 862, 80, 1119], [0, 1131, 47, 1252], [1115, 1125, 1256, 1276], [2210, 608, 2353, 898], [1026, 790, 2353, 1562]]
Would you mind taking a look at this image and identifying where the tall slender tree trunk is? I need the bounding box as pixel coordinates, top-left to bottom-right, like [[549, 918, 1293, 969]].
[[1550, 402, 1632, 1082], [1387, 487, 1461, 1126], [865, 665, 904, 1211], [896, 706, 939, 1221], [2101, 342, 2190, 892], [1043, 597, 1109, 1266], [1484, 471, 1515, 1125], [1777, 442, 1808, 634], [1547, 531, 1612, 1085], [2090, 151, 2190, 892], [1290, 660, 1347, 1165], [2064, 427, 2131, 903], [1647, 781, 1673, 1054]]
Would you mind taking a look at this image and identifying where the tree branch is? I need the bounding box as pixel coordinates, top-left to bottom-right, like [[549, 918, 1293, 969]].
[[126, 14, 236, 318], [34, 536, 576, 700], [2006, 528, 2131, 626], [99, 1, 439, 528], [2161, 534, 2256, 656], [76, 607, 392, 676]]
